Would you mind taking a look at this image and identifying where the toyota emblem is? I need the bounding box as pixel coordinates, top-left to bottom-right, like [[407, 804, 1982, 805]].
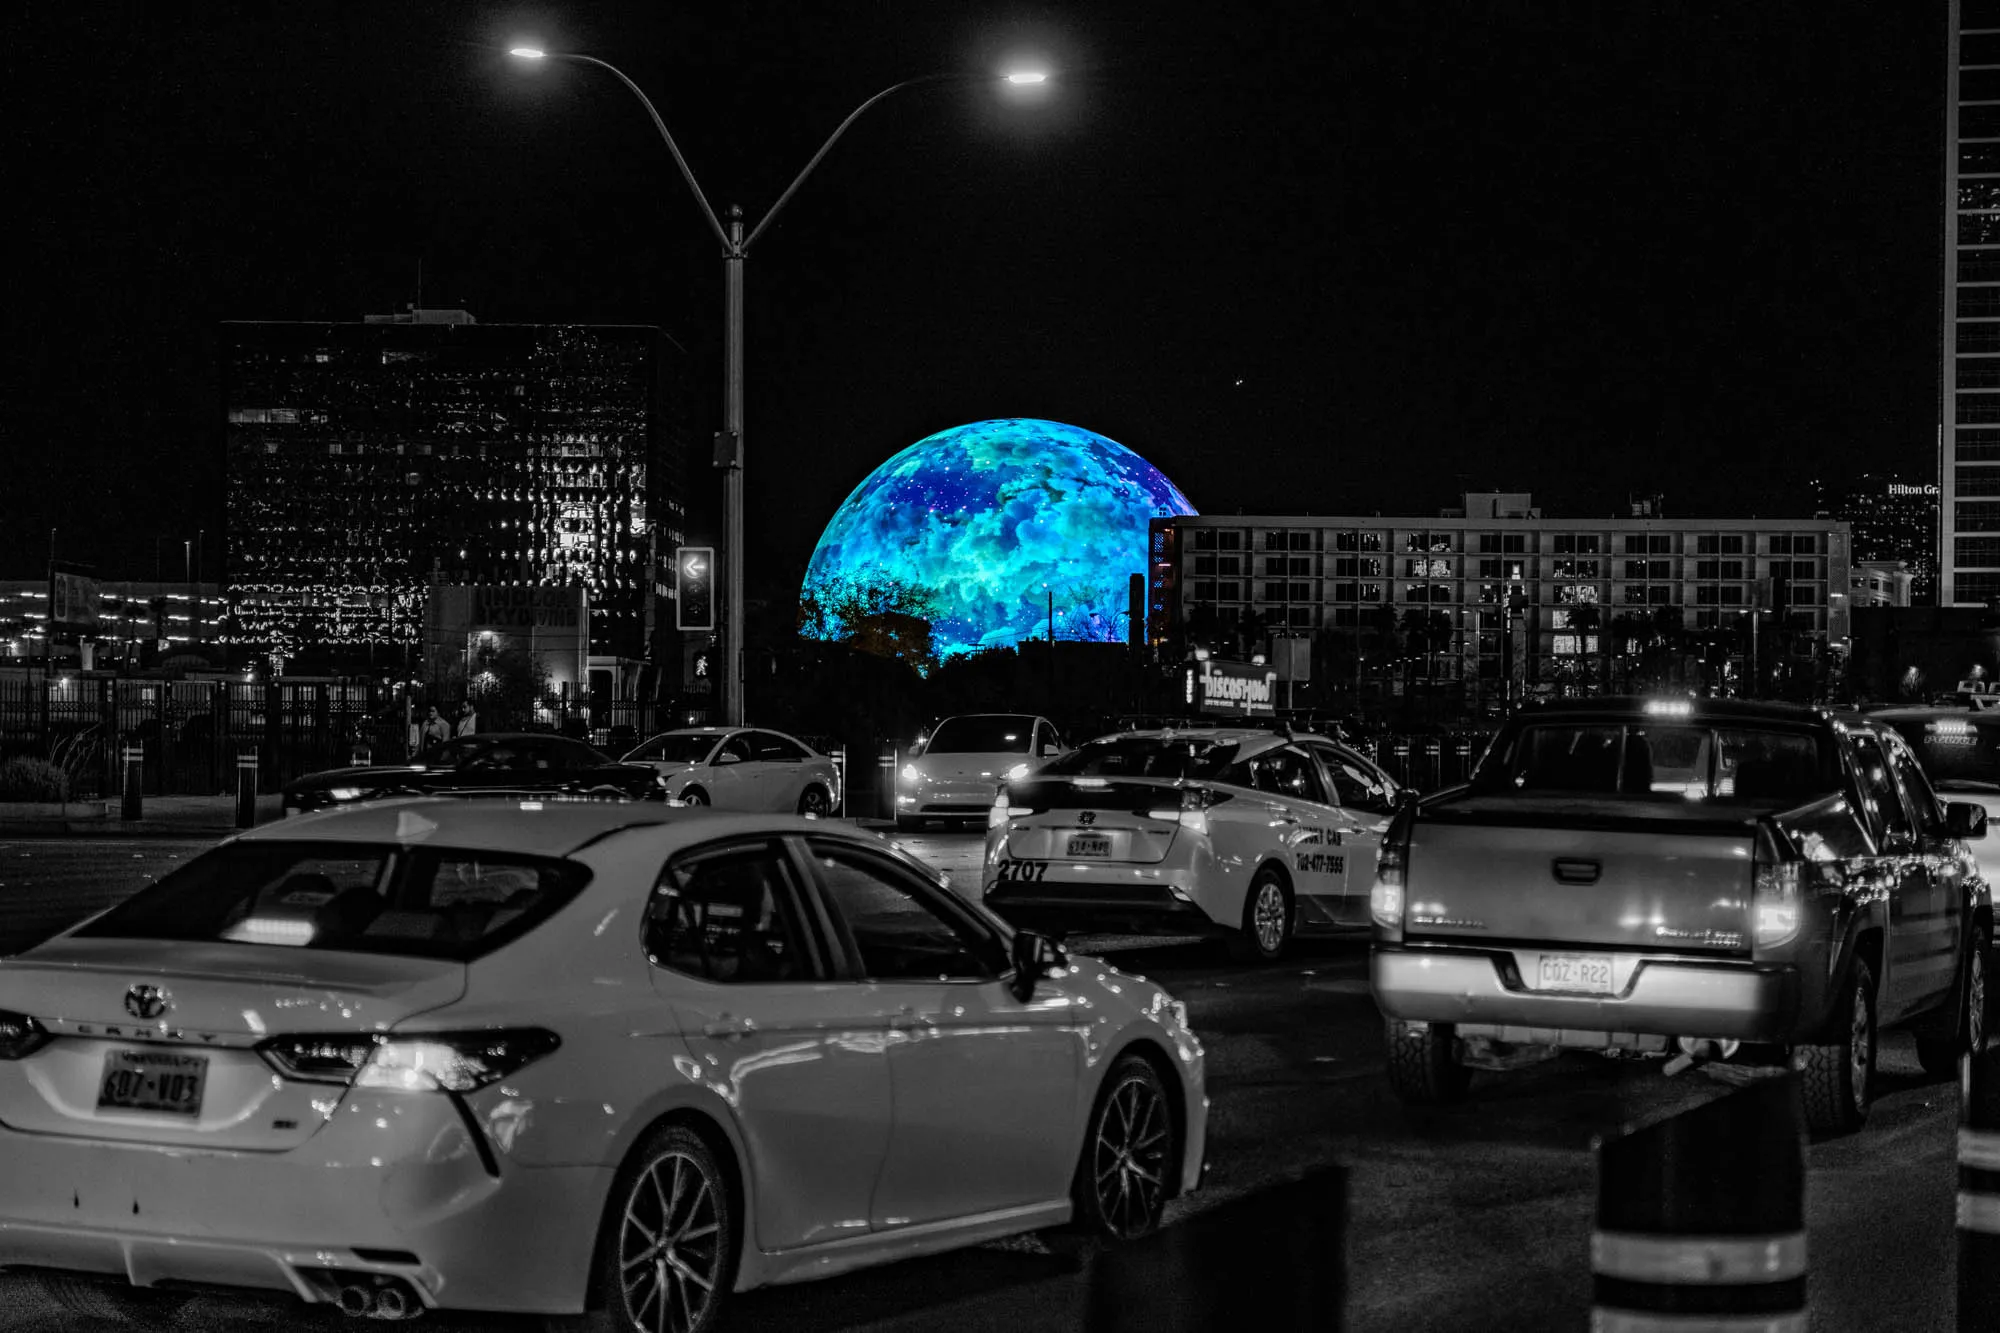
[[123, 985, 170, 1021], [1078, 810, 1097, 826]]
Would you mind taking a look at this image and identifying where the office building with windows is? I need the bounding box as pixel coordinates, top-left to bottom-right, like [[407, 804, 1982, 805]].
[[1148, 495, 1852, 712], [222, 311, 688, 669], [1945, 0, 2000, 604], [1812, 474, 1937, 604]]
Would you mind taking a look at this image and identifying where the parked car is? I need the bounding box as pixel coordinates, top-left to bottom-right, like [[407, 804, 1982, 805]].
[[982, 727, 1403, 962], [280, 732, 665, 814], [898, 713, 1068, 830], [1369, 697, 1992, 1134], [0, 799, 1206, 1328], [1871, 705, 2000, 891], [622, 726, 841, 815]]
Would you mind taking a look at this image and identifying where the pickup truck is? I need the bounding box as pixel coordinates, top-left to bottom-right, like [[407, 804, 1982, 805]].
[[1369, 697, 1992, 1134]]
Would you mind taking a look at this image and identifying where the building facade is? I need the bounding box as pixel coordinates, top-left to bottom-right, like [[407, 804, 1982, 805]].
[[0, 581, 224, 668], [222, 311, 688, 670], [1813, 474, 1937, 603], [1148, 495, 1852, 713], [1852, 560, 1917, 608], [1945, 0, 2000, 605]]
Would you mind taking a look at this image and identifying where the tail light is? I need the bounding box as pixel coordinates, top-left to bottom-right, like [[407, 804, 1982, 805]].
[[1370, 840, 1407, 931], [258, 1028, 560, 1093], [1146, 786, 1213, 837], [989, 790, 1025, 829], [1752, 857, 1803, 949], [0, 1010, 52, 1060]]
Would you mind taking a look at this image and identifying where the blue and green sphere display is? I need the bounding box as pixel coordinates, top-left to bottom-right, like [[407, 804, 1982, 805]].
[[802, 418, 1198, 657]]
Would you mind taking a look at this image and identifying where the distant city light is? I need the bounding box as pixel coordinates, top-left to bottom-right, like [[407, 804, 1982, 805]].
[[509, 47, 547, 60], [1004, 71, 1047, 84]]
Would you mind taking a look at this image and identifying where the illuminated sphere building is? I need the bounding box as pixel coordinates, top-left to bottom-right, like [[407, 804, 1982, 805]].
[[223, 311, 687, 667], [802, 418, 1197, 657]]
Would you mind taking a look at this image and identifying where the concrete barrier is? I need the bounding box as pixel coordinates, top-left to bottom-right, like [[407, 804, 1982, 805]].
[[120, 745, 143, 822], [235, 749, 259, 829]]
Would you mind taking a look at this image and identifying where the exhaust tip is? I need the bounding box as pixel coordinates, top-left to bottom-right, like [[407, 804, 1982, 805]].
[[336, 1283, 374, 1316], [373, 1284, 410, 1319]]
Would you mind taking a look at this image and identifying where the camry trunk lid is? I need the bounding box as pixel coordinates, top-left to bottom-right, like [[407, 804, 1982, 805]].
[[1405, 796, 1757, 954], [0, 938, 464, 1150]]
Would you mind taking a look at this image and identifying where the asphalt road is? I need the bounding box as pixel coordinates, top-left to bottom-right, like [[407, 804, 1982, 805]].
[[0, 828, 1966, 1332]]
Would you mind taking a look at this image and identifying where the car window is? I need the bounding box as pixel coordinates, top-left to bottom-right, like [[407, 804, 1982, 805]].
[[629, 733, 721, 765], [1885, 733, 1945, 832], [751, 731, 807, 763], [1316, 744, 1399, 813], [1255, 746, 1329, 804], [1848, 734, 1915, 847], [644, 840, 818, 984], [925, 717, 1035, 754], [414, 737, 472, 767], [1042, 736, 1228, 779], [1879, 717, 2000, 792], [808, 841, 1003, 981], [718, 735, 755, 764], [1478, 723, 1832, 805], [72, 841, 590, 961]]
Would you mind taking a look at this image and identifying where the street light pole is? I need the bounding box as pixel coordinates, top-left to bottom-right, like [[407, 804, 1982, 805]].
[[508, 47, 1046, 725]]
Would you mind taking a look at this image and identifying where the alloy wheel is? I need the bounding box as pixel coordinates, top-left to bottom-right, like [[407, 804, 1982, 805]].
[[1091, 1074, 1170, 1238], [1253, 882, 1287, 955], [1850, 980, 1873, 1115], [618, 1150, 722, 1333], [800, 786, 830, 816]]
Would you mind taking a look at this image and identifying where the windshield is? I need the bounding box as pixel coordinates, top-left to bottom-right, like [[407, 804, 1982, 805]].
[[629, 733, 722, 765], [1472, 722, 1837, 804], [925, 716, 1036, 754], [73, 840, 591, 962], [1040, 736, 1237, 780], [1880, 718, 2000, 791]]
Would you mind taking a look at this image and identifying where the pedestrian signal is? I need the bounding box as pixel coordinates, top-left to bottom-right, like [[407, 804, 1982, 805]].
[[676, 547, 715, 631]]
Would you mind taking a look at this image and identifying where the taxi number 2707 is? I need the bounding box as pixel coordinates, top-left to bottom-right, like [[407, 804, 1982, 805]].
[[993, 859, 1050, 884]]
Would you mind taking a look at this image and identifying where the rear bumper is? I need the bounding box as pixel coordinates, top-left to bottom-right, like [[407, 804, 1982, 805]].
[[986, 886, 1226, 938], [0, 1097, 608, 1314], [1371, 943, 1801, 1042]]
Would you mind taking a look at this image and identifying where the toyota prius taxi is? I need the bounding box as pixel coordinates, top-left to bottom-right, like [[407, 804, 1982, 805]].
[[0, 800, 1206, 1330], [980, 728, 1405, 962]]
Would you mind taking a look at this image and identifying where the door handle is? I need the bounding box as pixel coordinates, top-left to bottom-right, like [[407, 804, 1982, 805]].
[[703, 1015, 755, 1039]]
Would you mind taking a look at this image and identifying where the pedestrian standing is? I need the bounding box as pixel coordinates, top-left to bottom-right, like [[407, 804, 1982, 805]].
[[456, 701, 478, 737], [422, 705, 452, 747]]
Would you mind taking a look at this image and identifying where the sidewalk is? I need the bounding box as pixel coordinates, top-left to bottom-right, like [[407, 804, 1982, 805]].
[[0, 795, 898, 839]]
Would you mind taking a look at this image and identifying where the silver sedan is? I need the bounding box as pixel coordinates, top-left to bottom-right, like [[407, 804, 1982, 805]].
[[625, 726, 843, 814]]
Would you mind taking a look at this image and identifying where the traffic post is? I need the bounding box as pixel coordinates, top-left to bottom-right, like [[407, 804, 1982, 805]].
[[830, 744, 846, 817], [1593, 1074, 1807, 1331], [1960, 1046, 2000, 1332], [351, 740, 371, 767], [235, 747, 258, 829], [120, 745, 142, 821], [880, 744, 900, 822]]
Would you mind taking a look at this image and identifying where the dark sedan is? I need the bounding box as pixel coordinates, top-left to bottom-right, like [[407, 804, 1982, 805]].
[[281, 733, 668, 815]]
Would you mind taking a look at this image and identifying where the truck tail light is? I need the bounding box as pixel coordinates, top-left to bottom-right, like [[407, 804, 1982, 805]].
[[1371, 840, 1407, 930], [1752, 858, 1802, 949]]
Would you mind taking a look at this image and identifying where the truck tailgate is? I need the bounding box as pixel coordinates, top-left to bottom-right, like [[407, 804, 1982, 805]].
[[1408, 806, 1756, 953]]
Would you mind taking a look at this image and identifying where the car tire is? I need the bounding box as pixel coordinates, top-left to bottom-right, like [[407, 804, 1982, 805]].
[[35, 1274, 189, 1324], [1796, 956, 1878, 1136], [679, 787, 709, 808], [1226, 867, 1292, 964], [1917, 924, 1990, 1078], [1383, 1019, 1472, 1106], [1069, 1054, 1174, 1241], [549, 1123, 738, 1333], [797, 784, 832, 817]]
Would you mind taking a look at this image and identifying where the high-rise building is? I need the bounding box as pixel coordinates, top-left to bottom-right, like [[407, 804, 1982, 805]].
[[1944, 0, 2000, 604], [1811, 473, 1937, 603], [222, 312, 688, 668]]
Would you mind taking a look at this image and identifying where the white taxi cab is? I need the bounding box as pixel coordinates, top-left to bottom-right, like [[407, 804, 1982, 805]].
[[980, 728, 1404, 962]]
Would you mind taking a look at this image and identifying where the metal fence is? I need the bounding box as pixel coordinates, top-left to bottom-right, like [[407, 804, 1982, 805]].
[[1350, 732, 1492, 793], [0, 677, 692, 798]]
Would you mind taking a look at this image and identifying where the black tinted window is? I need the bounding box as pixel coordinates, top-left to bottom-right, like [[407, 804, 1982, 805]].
[[811, 842, 1001, 981], [74, 841, 589, 961], [750, 732, 807, 762], [1880, 718, 2000, 791], [1042, 736, 1226, 779], [1849, 735, 1914, 844], [925, 717, 1036, 754], [645, 841, 816, 984], [1477, 722, 1833, 804]]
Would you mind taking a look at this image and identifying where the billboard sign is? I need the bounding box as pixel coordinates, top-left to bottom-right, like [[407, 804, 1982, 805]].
[[49, 569, 100, 633], [1186, 659, 1277, 717]]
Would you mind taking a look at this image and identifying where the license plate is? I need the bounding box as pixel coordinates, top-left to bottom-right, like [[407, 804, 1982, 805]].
[[1536, 954, 1614, 994], [97, 1049, 207, 1117], [1066, 833, 1113, 858]]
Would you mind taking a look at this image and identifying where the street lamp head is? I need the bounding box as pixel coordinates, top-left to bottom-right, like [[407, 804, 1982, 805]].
[[508, 46, 548, 60]]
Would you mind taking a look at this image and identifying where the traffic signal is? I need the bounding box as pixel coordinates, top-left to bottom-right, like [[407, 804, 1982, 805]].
[[675, 546, 715, 631]]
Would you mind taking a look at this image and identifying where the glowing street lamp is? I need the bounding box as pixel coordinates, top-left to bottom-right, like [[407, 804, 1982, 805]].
[[507, 43, 1050, 725]]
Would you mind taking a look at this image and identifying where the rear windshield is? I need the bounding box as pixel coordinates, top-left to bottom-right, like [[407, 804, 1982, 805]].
[[925, 717, 1036, 754], [1041, 736, 1236, 780], [1472, 722, 1837, 805], [73, 840, 590, 961], [1880, 718, 2000, 791]]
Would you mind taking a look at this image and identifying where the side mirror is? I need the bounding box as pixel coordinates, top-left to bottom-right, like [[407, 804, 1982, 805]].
[[1009, 930, 1067, 1002], [1039, 743, 1058, 758], [1396, 788, 1420, 811], [1947, 800, 1989, 841]]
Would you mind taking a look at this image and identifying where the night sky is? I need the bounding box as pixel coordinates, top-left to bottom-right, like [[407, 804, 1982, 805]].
[[7, 3, 1945, 599]]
